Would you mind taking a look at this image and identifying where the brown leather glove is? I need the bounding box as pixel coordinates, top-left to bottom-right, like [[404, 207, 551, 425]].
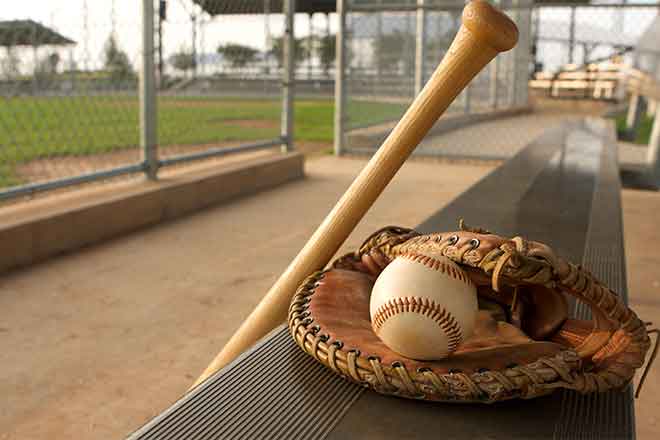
[[288, 224, 656, 403]]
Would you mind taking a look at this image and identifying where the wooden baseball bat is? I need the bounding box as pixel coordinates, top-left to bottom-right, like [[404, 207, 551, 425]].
[[193, 0, 518, 388]]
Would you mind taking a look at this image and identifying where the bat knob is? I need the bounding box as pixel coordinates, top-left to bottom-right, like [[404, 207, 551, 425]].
[[462, 0, 519, 53]]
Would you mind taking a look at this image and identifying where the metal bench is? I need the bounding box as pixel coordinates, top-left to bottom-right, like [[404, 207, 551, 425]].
[[127, 117, 633, 440]]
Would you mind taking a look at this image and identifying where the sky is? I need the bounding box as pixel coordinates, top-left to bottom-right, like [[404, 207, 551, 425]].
[[0, 0, 335, 71], [0, 1, 657, 74]]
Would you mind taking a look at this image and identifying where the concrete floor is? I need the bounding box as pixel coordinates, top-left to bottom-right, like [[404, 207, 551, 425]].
[[0, 156, 493, 439], [1, 154, 659, 440], [623, 188, 660, 440]]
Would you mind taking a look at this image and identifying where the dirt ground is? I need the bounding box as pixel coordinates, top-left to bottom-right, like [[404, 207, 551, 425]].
[[1, 155, 659, 440], [624, 188, 660, 439], [0, 155, 493, 439]]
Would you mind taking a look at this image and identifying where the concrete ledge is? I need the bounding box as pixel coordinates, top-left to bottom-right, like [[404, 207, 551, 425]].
[[0, 152, 304, 274]]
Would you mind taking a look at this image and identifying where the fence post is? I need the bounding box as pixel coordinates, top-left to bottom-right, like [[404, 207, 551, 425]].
[[334, 0, 346, 155], [508, 0, 520, 106], [414, 0, 426, 96], [568, 6, 575, 65], [141, 0, 158, 180], [308, 12, 314, 80], [376, 0, 382, 91], [464, 86, 472, 114], [281, 0, 295, 153], [518, 0, 532, 107], [647, 99, 660, 185], [490, 57, 499, 109]]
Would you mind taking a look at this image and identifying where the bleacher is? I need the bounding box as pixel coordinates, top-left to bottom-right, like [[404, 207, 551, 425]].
[[529, 63, 623, 100]]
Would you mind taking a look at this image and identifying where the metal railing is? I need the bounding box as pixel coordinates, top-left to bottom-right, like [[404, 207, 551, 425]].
[[0, 0, 296, 203]]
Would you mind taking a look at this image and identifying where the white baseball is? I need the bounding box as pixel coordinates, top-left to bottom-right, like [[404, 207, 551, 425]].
[[370, 252, 477, 360]]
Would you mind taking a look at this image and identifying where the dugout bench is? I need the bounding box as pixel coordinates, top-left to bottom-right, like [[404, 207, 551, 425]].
[[127, 117, 635, 439]]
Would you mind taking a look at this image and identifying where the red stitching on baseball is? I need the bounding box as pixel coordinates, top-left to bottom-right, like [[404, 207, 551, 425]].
[[372, 296, 463, 353], [398, 252, 472, 287]]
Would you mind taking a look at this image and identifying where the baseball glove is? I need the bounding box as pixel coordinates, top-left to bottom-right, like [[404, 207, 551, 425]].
[[288, 223, 658, 403]]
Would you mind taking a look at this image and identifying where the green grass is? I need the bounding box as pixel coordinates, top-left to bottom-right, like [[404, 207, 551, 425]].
[[615, 112, 654, 145], [0, 96, 405, 188]]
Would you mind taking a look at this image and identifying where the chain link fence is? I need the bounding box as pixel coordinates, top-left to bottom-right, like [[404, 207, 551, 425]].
[[0, 0, 295, 203], [0, 1, 143, 198], [335, 0, 533, 155], [154, 0, 294, 166], [3, 1, 660, 202], [529, 3, 658, 101], [533, 3, 658, 74]]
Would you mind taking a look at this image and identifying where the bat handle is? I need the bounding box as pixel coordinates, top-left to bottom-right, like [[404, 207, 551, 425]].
[[193, 0, 518, 388]]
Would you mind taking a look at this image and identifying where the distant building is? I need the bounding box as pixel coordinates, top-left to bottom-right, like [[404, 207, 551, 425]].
[[0, 20, 76, 78]]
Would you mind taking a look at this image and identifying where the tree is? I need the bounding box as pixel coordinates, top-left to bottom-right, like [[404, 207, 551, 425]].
[[36, 53, 60, 75], [34, 52, 61, 85], [372, 31, 415, 75], [318, 34, 353, 76], [217, 43, 258, 69], [269, 36, 309, 69], [170, 50, 196, 76], [319, 35, 335, 76], [103, 35, 134, 81]]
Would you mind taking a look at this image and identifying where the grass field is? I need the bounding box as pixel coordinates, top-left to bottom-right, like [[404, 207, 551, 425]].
[[0, 96, 406, 188], [615, 112, 654, 144]]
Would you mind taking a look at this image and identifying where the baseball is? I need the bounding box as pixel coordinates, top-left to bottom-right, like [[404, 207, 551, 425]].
[[369, 252, 477, 360]]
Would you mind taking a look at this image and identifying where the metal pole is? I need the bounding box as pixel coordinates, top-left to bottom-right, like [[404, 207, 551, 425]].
[[647, 99, 660, 184], [325, 12, 331, 78], [281, 0, 295, 153], [141, 0, 158, 179], [464, 85, 471, 114], [568, 6, 575, 65], [31, 22, 37, 95], [509, 0, 520, 106], [533, 7, 540, 72], [265, 0, 271, 76], [405, 7, 412, 93], [334, 0, 347, 155], [158, 0, 165, 88], [308, 12, 313, 80], [490, 56, 499, 109], [414, 0, 426, 96], [69, 49, 76, 92], [83, 0, 89, 71], [192, 12, 197, 78], [376, 0, 382, 89], [200, 19, 205, 77]]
